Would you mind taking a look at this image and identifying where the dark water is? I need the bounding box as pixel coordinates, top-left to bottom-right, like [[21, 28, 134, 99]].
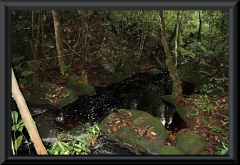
[[12, 68, 184, 155], [54, 67, 173, 127]]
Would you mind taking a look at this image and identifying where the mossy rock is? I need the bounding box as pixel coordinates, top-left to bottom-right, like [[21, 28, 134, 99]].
[[160, 95, 176, 105], [200, 151, 210, 155], [66, 76, 96, 95], [158, 145, 184, 155], [23, 81, 78, 108], [99, 109, 169, 155], [175, 131, 206, 154], [111, 72, 126, 83], [175, 106, 194, 121]]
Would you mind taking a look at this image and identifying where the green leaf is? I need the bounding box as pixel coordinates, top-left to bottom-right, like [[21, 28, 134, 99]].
[[14, 135, 23, 151], [74, 143, 83, 148], [18, 125, 24, 133], [54, 150, 59, 155], [215, 150, 228, 155], [12, 124, 19, 132], [73, 148, 81, 153], [18, 120, 25, 125], [12, 111, 18, 123]]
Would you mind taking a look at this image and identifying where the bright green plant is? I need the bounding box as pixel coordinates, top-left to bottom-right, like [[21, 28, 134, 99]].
[[11, 111, 26, 155], [209, 117, 229, 155], [215, 140, 228, 155], [197, 95, 215, 115], [200, 76, 227, 95], [221, 115, 228, 126], [47, 124, 101, 155], [209, 125, 228, 137]]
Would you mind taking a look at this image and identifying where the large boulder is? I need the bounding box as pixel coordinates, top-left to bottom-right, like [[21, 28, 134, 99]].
[[175, 106, 195, 121], [23, 81, 78, 108], [158, 145, 184, 155], [175, 131, 206, 154], [66, 76, 96, 96], [99, 109, 170, 155]]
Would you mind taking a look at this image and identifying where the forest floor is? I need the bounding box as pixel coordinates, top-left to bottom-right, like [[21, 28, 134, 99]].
[[168, 94, 229, 155]]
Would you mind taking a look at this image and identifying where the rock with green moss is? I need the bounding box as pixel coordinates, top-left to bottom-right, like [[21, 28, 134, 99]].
[[200, 151, 210, 155], [160, 95, 176, 105], [175, 106, 194, 121], [175, 131, 206, 154], [99, 109, 169, 155], [23, 81, 78, 108], [66, 76, 96, 96], [158, 145, 184, 155]]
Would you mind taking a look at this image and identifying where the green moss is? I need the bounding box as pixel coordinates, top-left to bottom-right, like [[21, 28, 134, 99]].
[[175, 131, 206, 154], [99, 109, 169, 154], [158, 145, 184, 155], [58, 89, 78, 106], [66, 76, 96, 95], [200, 151, 210, 155], [23, 81, 78, 108], [160, 95, 175, 105], [175, 106, 193, 121]]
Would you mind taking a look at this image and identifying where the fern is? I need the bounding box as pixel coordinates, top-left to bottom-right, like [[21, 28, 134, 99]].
[[215, 141, 228, 155], [21, 70, 34, 77], [209, 126, 228, 137]]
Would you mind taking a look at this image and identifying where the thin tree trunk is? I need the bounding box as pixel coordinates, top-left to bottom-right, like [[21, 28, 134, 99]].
[[159, 10, 182, 105], [175, 11, 180, 67], [197, 10, 202, 42], [52, 10, 65, 75], [40, 11, 46, 61], [209, 11, 213, 45], [11, 68, 48, 155], [81, 10, 89, 83], [31, 11, 34, 57], [34, 12, 41, 61]]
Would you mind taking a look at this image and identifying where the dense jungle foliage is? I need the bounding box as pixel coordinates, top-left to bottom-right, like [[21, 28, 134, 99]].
[[11, 10, 229, 155]]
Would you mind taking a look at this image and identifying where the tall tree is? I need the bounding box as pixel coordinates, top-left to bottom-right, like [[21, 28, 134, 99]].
[[175, 11, 180, 67], [52, 10, 65, 75], [159, 10, 183, 105], [40, 10, 46, 62], [197, 10, 202, 42], [81, 10, 89, 83], [11, 68, 48, 155]]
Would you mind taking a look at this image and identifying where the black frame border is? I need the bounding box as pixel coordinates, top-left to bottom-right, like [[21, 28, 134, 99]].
[[0, 0, 239, 164]]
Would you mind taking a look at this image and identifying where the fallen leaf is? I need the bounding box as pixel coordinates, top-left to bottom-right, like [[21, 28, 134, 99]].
[[119, 133, 124, 138], [196, 116, 200, 123], [112, 125, 117, 132], [151, 132, 157, 136]]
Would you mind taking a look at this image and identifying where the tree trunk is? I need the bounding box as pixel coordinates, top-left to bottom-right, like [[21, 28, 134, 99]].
[[197, 10, 202, 42], [81, 10, 89, 83], [159, 10, 183, 105], [11, 68, 48, 155], [175, 11, 180, 67], [52, 10, 65, 75], [40, 10, 46, 62], [33, 12, 41, 61], [209, 11, 213, 45]]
